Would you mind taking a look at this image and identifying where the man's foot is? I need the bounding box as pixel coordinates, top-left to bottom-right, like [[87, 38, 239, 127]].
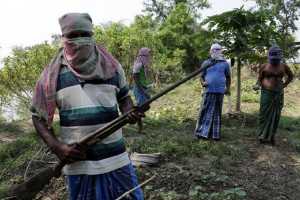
[[137, 120, 143, 134], [138, 128, 143, 134], [138, 125, 143, 134], [270, 137, 276, 146], [212, 138, 221, 141], [259, 138, 274, 146], [196, 135, 209, 140], [259, 138, 268, 144]]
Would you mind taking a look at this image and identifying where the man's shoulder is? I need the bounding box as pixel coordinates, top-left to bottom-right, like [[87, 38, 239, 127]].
[[201, 59, 213, 68], [259, 63, 268, 71]]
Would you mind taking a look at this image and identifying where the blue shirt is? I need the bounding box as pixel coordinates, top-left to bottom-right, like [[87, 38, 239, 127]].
[[201, 59, 230, 94]]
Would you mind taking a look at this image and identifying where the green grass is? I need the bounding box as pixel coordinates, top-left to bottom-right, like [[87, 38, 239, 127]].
[[0, 70, 299, 199], [0, 133, 41, 186]]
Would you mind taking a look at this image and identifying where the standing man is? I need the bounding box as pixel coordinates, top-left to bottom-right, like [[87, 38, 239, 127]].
[[194, 43, 231, 141], [31, 13, 144, 200], [132, 48, 152, 134], [255, 46, 293, 145]]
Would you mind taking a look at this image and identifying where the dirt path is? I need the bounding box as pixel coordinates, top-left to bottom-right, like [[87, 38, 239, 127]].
[[231, 137, 300, 200], [137, 134, 300, 200]]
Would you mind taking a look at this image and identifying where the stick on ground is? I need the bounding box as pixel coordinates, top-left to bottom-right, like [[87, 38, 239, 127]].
[[115, 174, 157, 200]]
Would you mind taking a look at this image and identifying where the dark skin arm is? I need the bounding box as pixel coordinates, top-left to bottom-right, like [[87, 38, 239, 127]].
[[257, 64, 265, 86], [225, 76, 231, 95], [283, 64, 294, 88], [252, 64, 265, 91], [32, 97, 145, 162], [200, 75, 207, 87], [32, 116, 86, 163], [225, 62, 231, 95]]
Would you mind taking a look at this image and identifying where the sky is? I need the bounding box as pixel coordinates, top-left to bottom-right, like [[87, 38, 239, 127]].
[[0, 0, 299, 66]]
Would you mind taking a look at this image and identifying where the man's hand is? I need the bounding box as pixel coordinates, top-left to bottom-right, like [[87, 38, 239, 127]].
[[32, 116, 86, 164], [252, 84, 260, 91], [119, 96, 146, 124], [225, 88, 231, 95], [51, 143, 86, 164], [201, 81, 208, 87], [127, 110, 146, 124]]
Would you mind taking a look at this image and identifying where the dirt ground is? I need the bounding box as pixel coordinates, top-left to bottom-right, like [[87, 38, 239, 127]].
[[135, 136, 300, 200], [34, 129, 300, 200]]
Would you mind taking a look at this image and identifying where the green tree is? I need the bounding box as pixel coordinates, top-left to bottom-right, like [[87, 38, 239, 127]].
[[250, 0, 300, 58], [143, 0, 209, 21], [0, 43, 58, 117], [93, 16, 162, 76], [157, 3, 208, 74]]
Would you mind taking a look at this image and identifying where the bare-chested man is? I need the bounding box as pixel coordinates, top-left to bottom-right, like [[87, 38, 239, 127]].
[[255, 46, 293, 145]]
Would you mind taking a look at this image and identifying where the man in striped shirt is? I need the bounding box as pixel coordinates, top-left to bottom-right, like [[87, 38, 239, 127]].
[[31, 13, 144, 200]]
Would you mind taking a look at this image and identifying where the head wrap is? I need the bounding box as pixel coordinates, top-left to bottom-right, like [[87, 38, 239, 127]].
[[210, 43, 224, 60], [268, 46, 282, 60], [31, 13, 119, 127], [59, 13, 116, 80], [268, 45, 282, 65], [136, 48, 151, 67], [59, 13, 93, 35], [133, 47, 151, 76]]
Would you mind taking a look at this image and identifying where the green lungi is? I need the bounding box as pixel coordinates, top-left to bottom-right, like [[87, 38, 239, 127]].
[[258, 88, 284, 141]]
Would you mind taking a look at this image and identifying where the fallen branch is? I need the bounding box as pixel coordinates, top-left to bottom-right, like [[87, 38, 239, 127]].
[[24, 146, 44, 180], [115, 174, 157, 200]]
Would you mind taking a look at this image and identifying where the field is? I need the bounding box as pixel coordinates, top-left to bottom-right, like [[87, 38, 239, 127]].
[[0, 70, 300, 200]]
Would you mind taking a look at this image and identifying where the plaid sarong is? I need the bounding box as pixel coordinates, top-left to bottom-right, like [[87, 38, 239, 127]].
[[67, 163, 144, 200], [195, 93, 224, 139]]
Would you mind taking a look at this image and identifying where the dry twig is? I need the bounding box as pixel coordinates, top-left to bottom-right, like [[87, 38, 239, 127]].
[[115, 174, 157, 200], [24, 146, 44, 180]]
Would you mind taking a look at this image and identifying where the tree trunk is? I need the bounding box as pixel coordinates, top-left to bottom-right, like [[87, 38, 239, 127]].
[[236, 57, 241, 112]]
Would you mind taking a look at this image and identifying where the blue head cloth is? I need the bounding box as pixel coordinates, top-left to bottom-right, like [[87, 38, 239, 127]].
[[268, 46, 282, 65]]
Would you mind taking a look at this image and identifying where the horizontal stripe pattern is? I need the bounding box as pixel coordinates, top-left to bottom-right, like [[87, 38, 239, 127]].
[[59, 125, 123, 144], [59, 106, 119, 126], [56, 84, 120, 109], [56, 65, 130, 175], [63, 152, 130, 175], [86, 138, 126, 160], [57, 68, 120, 91], [117, 86, 130, 102]]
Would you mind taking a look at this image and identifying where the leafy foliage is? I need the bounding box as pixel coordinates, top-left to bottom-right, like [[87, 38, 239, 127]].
[[250, 0, 300, 58], [0, 43, 58, 117], [203, 7, 278, 62], [143, 0, 210, 21], [0, 1, 299, 118]]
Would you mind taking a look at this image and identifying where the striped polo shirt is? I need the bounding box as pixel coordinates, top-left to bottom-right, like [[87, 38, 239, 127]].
[[56, 63, 130, 175]]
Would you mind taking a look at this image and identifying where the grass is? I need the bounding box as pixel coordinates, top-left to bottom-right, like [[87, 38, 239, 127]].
[[0, 68, 299, 199]]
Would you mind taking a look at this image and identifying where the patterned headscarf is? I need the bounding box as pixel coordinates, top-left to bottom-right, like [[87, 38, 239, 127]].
[[60, 13, 117, 80], [135, 48, 151, 66], [31, 13, 119, 127], [268, 45, 283, 65], [133, 47, 151, 76], [268, 46, 282, 60], [210, 43, 225, 60], [59, 13, 93, 36]]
